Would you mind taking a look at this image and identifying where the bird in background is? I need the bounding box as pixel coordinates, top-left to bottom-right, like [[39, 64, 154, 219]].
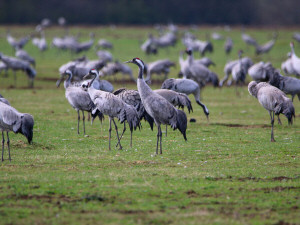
[[126, 58, 187, 154]]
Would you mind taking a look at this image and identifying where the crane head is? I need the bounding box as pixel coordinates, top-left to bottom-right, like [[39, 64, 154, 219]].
[[290, 42, 294, 48]]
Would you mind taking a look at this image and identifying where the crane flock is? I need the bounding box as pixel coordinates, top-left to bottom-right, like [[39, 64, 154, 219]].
[[0, 22, 299, 161]]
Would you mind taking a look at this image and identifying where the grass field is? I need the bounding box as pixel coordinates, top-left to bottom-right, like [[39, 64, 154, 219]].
[[0, 25, 299, 225]]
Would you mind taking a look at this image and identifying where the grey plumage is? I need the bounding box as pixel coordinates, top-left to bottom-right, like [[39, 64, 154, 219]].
[[281, 52, 299, 76], [161, 78, 209, 119], [85, 69, 140, 150], [97, 39, 113, 49], [248, 62, 273, 82], [15, 48, 35, 67], [100, 61, 136, 82], [57, 70, 104, 135], [126, 58, 187, 155], [6, 31, 30, 50], [255, 36, 276, 55], [269, 69, 300, 102], [145, 59, 175, 82], [289, 42, 300, 76], [248, 81, 295, 142], [0, 94, 10, 106], [224, 37, 233, 55], [0, 101, 34, 161], [241, 32, 257, 46], [0, 53, 36, 88]]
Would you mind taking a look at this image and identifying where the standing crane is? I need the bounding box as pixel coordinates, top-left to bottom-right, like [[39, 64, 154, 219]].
[[126, 58, 187, 154], [248, 81, 295, 142], [84, 69, 140, 150], [0, 101, 34, 161]]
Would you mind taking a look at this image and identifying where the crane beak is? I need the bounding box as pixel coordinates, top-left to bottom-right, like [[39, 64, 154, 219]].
[[56, 78, 62, 87], [83, 74, 90, 80], [124, 60, 133, 64]]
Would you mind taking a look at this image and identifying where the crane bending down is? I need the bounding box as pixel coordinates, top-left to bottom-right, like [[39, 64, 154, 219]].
[[126, 58, 187, 154], [0, 101, 34, 161], [84, 69, 140, 150], [248, 81, 295, 142]]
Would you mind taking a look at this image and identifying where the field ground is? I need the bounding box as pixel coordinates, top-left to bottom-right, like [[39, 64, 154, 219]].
[[0, 25, 299, 224]]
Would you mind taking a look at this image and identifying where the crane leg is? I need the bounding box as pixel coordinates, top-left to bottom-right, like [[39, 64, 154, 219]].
[[108, 117, 112, 150], [159, 125, 162, 154], [7, 132, 10, 162], [277, 115, 282, 125], [270, 111, 276, 142], [112, 118, 122, 150], [165, 123, 169, 136], [1, 132, 4, 162], [116, 123, 126, 148], [82, 111, 86, 135], [156, 126, 160, 155], [77, 110, 80, 134], [130, 130, 133, 148]]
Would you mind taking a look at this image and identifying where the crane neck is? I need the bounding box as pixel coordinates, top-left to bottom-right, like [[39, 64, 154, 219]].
[[137, 64, 145, 79], [187, 53, 194, 65], [64, 73, 72, 88]]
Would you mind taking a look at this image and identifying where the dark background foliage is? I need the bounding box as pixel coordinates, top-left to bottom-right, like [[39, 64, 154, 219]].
[[0, 0, 299, 25]]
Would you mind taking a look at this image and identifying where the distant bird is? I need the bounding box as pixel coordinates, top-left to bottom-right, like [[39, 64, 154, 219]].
[[0, 101, 34, 161], [231, 50, 248, 87], [100, 61, 136, 82], [145, 59, 175, 82], [241, 31, 257, 47], [126, 58, 188, 154], [56, 70, 103, 135], [58, 17, 66, 27], [224, 37, 233, 55], [248, 62, 273, 82], [84, 69, 140, 150], [289, 42, 300, 76], [141, 34, 157, 55], [220, 56, 253, 87], [293, 33, 300, 43], [161, 78, 209, 119], [15, 48, 35, 67], [248, 81, 295, 142], [269, 69, 300, 102], [194, 57, 215, 68], [211, 32, 224, 40], [0, 53, 36, 87], [97, 39, 113, 49], [73, 33, 95, 54], [32, 31, 47, 51], [113, 88, 154, 146], [281, 52, 299, 77], [255, 36, 276, 55], [96, 50, 113, 63], [0, 61, 8, 76], [6, 31, 30, 50], [0, 94, 10, 105]]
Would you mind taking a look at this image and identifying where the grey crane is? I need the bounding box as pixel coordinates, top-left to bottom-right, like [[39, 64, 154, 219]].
[[6, 31, 30, 50], [269, 69, 300, 102], [32, 31, 48, 52], [241, 31, 257, 47], [224, 37, 233, 55], [194, 57, 215, 68], [0, 62, 8, 76], [84, 69, 140, 150], [281, 52, 299, 77], [0, 53, 36, 88], [293, 33, 300, 43], [73, 33, 95, 54], [255, 36, 276, 55], [100, 61, 136, 83], [0, 101, 34, 161], [15, 48, 35, 67], [113, 88, 154, 147], [145, 59, 175, 82], [231, 50, 248, 90], [248, 62, 273, 82], [0, 94, 10, 105], [248, 81, 295, 142], [141, 34, 157, 55], [184, 49, 219, 88], [96, 50, 113, 63], [56, 70, 103, 135], [126, 58, 187, 154], [220, 56, 253, 87], [289, 42, 300, 76], [161, 78, 209, 119], [97, 39, 113, 49]]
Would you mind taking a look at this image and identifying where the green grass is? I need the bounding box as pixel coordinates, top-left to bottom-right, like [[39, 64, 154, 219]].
[[0, 25, 299, 225]]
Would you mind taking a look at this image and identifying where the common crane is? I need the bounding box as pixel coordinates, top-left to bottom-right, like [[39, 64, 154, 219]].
[[84, 69, 140, 150], [126, 58, 187, 154], [0, 101, 34, 161], [248, 81, 295, 142]]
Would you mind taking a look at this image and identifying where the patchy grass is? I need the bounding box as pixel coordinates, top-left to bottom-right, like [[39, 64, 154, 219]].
[[0, 25, 299, 225]]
